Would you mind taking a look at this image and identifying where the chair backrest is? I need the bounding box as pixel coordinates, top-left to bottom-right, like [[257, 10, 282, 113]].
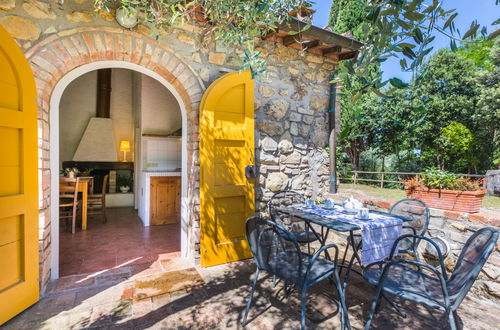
[[101, 175, 108, 200], [268, 190, 306, 232], [447, 227, 498, 305], [390, 198, 430, 250], [246, 217, 302, 280], [59, 177, 80, 203]]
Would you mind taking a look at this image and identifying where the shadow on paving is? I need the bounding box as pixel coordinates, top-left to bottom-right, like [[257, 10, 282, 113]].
[[4, 259, 500, 329]]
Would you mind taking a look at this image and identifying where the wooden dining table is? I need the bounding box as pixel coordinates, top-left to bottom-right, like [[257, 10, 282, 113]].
[[76, 177, 93, 230]]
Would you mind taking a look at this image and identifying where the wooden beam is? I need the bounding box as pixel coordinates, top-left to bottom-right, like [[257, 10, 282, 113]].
[[281, 35, 298, 46], [338, 51, 358, 61], [298, 39, 320, 50], [322, 46, 342, 56]]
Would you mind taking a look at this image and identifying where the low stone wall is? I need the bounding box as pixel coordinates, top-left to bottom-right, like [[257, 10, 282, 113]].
[[486, 170, 500, 197], [325, 193, 500, 302]]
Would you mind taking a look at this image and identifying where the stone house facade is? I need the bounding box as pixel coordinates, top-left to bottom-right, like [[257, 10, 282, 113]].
[[0, 0, 361, 292]]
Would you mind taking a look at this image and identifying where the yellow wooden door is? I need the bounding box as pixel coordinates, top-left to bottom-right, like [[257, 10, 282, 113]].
[[0, 25, 39, 325], [200, 71, 255, 267]]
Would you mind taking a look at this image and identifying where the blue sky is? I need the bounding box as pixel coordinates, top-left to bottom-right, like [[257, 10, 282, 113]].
[[311, 0, 498, 81]]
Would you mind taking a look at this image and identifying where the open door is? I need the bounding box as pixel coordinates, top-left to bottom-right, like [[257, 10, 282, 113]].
[[0, 25, 39, 324], [200, 71, 255, 267]]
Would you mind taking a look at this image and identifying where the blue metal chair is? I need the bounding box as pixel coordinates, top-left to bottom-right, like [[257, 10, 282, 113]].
[[363, 227, 499, 330], [341, 198, 430, 268], [390, 198, 431, 255], [241, 217, 350, 330], [268, 190, 318, 246]]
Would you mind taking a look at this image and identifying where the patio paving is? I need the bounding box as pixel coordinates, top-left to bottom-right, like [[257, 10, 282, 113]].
[[3, 258, 499, 329]]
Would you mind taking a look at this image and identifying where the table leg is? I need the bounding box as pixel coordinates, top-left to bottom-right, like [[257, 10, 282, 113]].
[[343, 230, 362, 289], [82, 186, 87, 230], [305, 221, 333, 259]]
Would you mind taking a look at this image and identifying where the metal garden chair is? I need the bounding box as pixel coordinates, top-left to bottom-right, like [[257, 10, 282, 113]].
[[341, 198, 431, 268], [242, 217, 350, 330], [268, 190, 318, 248], [363, 227, 499, 330], [390, 198, 431, 255]]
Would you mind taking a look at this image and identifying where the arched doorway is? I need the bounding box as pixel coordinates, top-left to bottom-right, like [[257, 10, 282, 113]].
[[25, 27, 205, 281], [51, 62, 187, 279]]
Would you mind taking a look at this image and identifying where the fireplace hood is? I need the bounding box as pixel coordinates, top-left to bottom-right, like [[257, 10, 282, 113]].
[[73, 117, 117, 161], [72, 69, 118, 162]]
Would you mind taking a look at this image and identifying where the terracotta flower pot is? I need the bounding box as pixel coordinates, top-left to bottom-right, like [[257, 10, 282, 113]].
[[405, 187, 485, 213]]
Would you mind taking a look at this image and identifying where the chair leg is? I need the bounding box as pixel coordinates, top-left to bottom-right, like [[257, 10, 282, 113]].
[[300, 286, 308, 330], [364, 285, 383, 330], [381, 292, 406, 318], [272, 275, 277, 288], [71, 205, 77, 234], [241, 268, 260, 327], [332, 271, 351, 330], [339, 241, 350, 276], [448, 309, 457, 330]]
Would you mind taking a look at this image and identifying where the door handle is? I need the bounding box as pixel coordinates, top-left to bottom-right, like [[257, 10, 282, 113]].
[[245, 165, 256, 179]]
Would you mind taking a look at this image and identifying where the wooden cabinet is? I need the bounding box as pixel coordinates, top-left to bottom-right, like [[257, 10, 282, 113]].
[[150, 176, 180, 225]]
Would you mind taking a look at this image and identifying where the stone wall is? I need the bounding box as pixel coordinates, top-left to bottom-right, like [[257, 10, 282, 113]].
[[326, 192, 500, 302], [252, 42, 338, 215], [486, 170, 500, 197], [0, 0, 340, 290]]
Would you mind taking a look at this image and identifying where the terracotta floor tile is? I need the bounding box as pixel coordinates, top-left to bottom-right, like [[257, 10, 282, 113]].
[[59, 207, 180, 277]]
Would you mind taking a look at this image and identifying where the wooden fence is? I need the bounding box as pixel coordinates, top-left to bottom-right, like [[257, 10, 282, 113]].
[[340, 171, 486, 189]]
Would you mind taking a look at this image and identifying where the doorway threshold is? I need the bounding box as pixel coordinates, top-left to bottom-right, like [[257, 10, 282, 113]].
[[45, 255, 191, 298]]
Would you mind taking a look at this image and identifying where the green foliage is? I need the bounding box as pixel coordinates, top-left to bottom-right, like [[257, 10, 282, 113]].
[[410, 49, 484, 172], [418, 168, 482, 191], [336, 0, 493, 97], [117, 174, 133, 187], [420, 168, 458, 190], [328, 0, 366, 39], [458, 38, 494, 70], [476, 39, 500, 168], [435, 122, 474, 170], [342, 41, 498, 175]]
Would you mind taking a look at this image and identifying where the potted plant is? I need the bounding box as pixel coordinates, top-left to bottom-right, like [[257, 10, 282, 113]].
[[117, 174, 133, 193], [403, 169, 485, 213], [64, 167, 79, 178]]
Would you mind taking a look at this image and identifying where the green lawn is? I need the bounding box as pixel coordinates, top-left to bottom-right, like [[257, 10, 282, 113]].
[[338, 183, 500, 212]]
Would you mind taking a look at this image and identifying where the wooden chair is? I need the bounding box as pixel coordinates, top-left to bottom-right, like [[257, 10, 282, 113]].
[[59, 177, 80, 234], [88, 175, 108, 223]]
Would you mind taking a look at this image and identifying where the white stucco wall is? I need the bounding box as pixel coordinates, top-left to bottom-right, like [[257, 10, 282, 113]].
[[111, 69, 135, 161], [141, 75, 182, 135], [59, 69, 137, 166], [59, 71, 97, 168]]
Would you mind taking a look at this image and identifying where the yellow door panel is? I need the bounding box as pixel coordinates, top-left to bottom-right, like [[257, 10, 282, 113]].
[[0, 25, 39, 325], [200, 71, 255, 267]]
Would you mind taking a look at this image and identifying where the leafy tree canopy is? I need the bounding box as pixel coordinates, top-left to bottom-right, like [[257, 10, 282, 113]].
[[344, 41, 498, 174], [328, 0, 366, 39]]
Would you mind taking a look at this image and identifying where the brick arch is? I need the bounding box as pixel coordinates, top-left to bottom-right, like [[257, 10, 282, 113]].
[[26, 26, 205, 284], [25, 26, 205, 118]]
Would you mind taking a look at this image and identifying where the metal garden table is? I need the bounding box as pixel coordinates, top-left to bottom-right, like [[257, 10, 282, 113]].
[[274, 206, 411, 286]]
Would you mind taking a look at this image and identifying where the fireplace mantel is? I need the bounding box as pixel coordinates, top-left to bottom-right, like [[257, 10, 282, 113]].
[[62, 161, 134, 171]]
